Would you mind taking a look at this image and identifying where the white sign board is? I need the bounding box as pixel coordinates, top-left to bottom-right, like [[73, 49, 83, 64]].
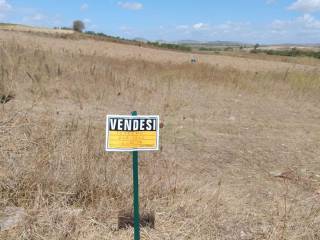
[[106, 115, 160, 152]]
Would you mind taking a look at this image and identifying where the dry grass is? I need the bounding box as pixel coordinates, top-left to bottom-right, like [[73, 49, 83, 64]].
[[214, 50, 320, 68], [0, 32, 320, 239], [2, 30, 320, 74], [0, 24, 74, 35]]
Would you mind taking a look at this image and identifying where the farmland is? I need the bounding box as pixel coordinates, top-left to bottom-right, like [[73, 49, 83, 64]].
[[1, 28, 320, 239]]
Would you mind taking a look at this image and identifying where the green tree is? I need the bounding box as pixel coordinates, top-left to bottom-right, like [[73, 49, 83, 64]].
[[73, 20, 85, 32]]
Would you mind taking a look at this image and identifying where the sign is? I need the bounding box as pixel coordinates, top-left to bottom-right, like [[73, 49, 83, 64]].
[[105, 112, 160, 240], [106, 115, 159, 152]]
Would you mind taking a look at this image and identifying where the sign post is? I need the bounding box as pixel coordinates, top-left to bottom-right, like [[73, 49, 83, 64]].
[[131, 111, 140, 240], [106, 112, 160, 240]]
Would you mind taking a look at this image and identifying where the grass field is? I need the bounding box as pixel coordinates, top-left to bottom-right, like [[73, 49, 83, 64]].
[[0, 23, 75, 34], [1, 29, 320, 239]]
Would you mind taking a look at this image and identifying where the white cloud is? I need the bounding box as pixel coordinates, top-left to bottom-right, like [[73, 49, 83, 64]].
[[170, 16, 320, 43], [176, 25, 189, 30], [52, 14, 63, 26], [297, 13, 320, 28], [0, 0, 11, 12], [83, 18, 91, 24], [83, 19, 98, 30], [22, 11, 49, 24], [90, 24, 98, 29], [119, 25, 136, 36], [288, 0, 320, 12], [171, 21, 255, 43], [271, 19, 290, 29], [192, 22, 209, 30], [80, 3, 88, 11], [0, 0, 11, 19], [175, 21, 250, 35], [216, 21, 250, 33], [272, 14, 320, 29], [269, 14, 320, 43], [175, 23, 210, 33], [118, 2, 143, 10], [266, 0, 277, 4], [31, 13, 46, 21]]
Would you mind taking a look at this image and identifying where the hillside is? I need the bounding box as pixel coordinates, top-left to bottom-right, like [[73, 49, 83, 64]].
[[0, 23, 75, 35], [1, 28, 320, 239]]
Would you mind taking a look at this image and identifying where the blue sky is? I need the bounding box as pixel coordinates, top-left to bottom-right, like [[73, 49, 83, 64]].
[[1, 0, 320, 44]]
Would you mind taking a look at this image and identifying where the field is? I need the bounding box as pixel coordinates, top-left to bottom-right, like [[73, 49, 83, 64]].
[[0, 23, 75, 35], [1, 29, 320, 239]]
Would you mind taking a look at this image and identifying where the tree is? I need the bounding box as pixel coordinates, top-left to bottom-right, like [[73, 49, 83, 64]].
[[73, 20, 85, 32], [254, 43, 260, 50]]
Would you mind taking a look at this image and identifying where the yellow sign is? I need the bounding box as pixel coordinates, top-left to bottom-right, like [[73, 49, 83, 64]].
[[106, 115, 160, 151]]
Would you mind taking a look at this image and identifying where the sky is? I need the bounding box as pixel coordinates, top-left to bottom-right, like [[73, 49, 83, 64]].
[[1, 0, 320, 44]]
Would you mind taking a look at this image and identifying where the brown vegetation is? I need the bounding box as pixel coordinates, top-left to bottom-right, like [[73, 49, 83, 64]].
[[0, 30, 320, 239]]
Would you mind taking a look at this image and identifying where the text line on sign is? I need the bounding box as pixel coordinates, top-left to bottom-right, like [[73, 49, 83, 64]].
[[106, 115, 160, 152]]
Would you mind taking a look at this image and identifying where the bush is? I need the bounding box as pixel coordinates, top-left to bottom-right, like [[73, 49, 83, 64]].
[[83, 30, 191, 52], [199, 47, 216, 51], [147, 41, 191, 52], [250, 48, 320, 59], [61, 27, 72, 30], [224, 47, 233, 51]]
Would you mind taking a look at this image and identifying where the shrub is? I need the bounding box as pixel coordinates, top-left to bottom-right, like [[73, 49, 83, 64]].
[[199, 47, 216, 51], [250, 48, 320, 59]]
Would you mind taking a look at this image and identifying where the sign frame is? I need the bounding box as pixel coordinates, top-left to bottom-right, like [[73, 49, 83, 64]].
[[105, 114, 160, 152]]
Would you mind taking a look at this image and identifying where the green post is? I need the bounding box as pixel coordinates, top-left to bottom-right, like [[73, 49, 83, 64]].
[[131, 111, 140, 240]]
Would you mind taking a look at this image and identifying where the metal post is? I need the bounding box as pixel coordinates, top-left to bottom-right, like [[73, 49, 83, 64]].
[[131, 111, 140, 240]]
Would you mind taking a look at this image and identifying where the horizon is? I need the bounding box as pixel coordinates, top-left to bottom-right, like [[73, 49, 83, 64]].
[[0, 0, 320, 44]]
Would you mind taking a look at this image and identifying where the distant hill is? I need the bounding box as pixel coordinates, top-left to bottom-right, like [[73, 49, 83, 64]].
[[176, 40, 250, 46], [175, 40, 203, 44]]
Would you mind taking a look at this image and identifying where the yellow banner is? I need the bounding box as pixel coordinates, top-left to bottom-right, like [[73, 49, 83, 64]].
[[108, 131, 157, 149]]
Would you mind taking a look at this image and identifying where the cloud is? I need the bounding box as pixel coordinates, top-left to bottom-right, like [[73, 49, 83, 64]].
[[272, 13, 320, 29], [80, 3, 88, 11], [52, 14, 63, 26], [176, 25, 189, 30], [269, 14, 320, 43], [192, 22, 209, 30], [266, 0, 277, 4], [83, 18, 91, 24], [0, 0, 11, 19], [118, 1, 143, 10], [31, 13, 46, 21], [216, 21, 250, 33], [119, 25, 136, 36], [175, 21, 250, 34], [297, 13, 320, 28], [172, 21, 253, 42], [271, 19, 290, 29], [170, 16, 320, 43], [83, 18, 98, 30], [0, 0, 11, 12], [288, 0, 320, 12], [22, 12, 47, 23]]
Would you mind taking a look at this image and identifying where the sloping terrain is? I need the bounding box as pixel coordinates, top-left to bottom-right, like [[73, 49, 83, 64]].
[[0, 29, 320, 239], [0, 24, 74, 34], [1, 30, 320, 72]]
